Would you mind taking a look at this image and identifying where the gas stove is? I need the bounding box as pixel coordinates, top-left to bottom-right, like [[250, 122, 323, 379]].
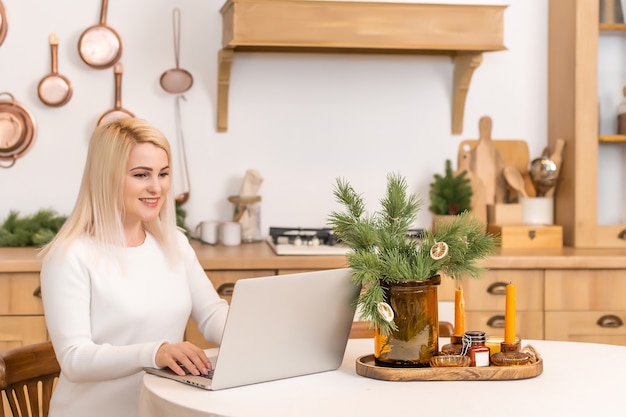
[[267, 227, 350, 256], [266, 227, 425, 256]]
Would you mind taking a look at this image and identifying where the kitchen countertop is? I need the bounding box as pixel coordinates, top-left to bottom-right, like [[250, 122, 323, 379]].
[[3, 239, 626, 273]]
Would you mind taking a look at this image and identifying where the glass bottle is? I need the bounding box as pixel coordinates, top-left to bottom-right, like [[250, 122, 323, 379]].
[[461, 331, 490, 367], [617, 87, 626, 135], [490, 341, 531, 366]]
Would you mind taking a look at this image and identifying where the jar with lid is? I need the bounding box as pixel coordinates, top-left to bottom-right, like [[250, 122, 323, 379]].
[[461, 331, 491, 367], [227, 195, 262, 242]]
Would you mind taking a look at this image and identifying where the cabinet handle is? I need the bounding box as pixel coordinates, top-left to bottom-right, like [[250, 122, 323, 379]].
[[486, 282, 508, 295], [33, 286, 42, 298], [217, 283, 235, 296], [596, 314, 623, 328], [487, 315, 505, 328]]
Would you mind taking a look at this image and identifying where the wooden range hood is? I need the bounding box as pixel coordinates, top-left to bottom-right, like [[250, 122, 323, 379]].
[[217, 0, 506, 133]]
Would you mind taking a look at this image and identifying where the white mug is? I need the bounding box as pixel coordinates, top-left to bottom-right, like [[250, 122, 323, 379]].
[[219, 222, 242, 246], [195, 221, 219, 245]]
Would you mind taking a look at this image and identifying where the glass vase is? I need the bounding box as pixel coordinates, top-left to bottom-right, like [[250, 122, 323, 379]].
[[374, 275, 440, 367]]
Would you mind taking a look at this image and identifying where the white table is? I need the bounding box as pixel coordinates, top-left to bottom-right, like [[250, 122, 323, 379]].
[[138, 338, 626, 417]]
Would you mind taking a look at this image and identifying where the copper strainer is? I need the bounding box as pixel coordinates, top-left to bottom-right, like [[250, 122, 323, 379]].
[[160, 8, 193, 94]]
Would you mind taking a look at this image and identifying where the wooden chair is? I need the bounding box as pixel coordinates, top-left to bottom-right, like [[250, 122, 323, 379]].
[[0, 341, 60, 417], [349, 320, 455, 339]]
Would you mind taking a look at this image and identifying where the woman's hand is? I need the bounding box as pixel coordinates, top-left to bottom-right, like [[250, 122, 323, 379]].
[[155, 341, 212, 376]]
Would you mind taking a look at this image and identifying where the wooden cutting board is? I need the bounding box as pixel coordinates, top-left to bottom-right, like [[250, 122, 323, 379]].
[[457, 145, 487, 226], [459, 125, 533, 202], [468, 116, 507, 204]]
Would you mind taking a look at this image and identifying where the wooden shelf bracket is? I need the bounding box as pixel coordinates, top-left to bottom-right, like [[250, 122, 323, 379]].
[[452, 52, 484, 135]]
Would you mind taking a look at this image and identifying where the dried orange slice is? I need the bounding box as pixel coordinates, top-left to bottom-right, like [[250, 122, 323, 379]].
[[430, 241, 449, 260], [377, 302, 394, 322]]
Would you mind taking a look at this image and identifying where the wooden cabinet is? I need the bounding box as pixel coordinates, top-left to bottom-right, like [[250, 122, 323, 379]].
[[462, 270, 544, 340], [548, 0, 626, 248], [0, 272, 47, 350], [545, 269, 626, 344], [4, 244, 626, 348], [185, 270, 276, 349]]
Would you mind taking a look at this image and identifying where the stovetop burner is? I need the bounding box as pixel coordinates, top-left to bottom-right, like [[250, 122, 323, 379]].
[[267, 226, 424, 256], [269, 227, 339, 246]]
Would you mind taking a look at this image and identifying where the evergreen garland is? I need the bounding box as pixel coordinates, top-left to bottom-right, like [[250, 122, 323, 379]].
[[328, 173, 497, 336], [0, 210, 67, 247], [429, 159, 473, 215]]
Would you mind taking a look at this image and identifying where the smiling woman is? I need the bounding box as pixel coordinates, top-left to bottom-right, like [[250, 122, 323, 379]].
[[123, 142, 171, 247], [38, 118, 229, 417]]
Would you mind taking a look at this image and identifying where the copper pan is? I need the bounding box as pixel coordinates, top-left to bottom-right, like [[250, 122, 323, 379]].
[[78, 0, 122, 69], [0, 93, 37, 168], [97, 62, 134, 126], [0, 1, 7, 47], [38, 33, 73, 107]]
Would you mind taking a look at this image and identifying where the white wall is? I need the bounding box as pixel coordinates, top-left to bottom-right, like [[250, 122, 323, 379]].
[[0, 0, 547, 235]]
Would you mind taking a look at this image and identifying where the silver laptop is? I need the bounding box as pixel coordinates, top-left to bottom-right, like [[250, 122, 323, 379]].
[[144, 268, 360, 390]]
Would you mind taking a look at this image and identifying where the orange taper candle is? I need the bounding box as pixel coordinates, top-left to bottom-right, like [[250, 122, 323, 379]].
[[454, 285, 466, 336], [504, 282, 516, 344]]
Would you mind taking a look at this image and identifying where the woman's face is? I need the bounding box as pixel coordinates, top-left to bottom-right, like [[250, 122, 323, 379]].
[[122, 142, 170, 228]]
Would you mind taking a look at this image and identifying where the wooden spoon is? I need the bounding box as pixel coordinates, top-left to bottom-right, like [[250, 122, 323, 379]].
[[503, 166, 528, 200]]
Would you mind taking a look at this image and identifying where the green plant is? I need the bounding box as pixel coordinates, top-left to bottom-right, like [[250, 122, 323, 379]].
[[175, 202, 189, 234], [429, 159, 472, 215], [328, 173, 496, 336], [0, 210, 67, 247]]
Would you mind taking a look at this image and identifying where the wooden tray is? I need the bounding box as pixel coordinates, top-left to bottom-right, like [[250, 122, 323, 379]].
[[356, 355, 543, 381]]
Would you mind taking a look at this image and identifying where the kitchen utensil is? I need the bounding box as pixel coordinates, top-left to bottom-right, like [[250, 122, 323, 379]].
[[0, 1, 7, 47], [38, 33, 72, 107], [529, 155, 558, 197], [459, 138, 531, 202], [174, 95, 190, 204], [469, 116, 506, 204], [544, 138, 565, 198], [78, 0, 122, 69], [0, 92, 37, 168], [503, 165, 528, 199], [97, 62, 134, 126], [457, 144, 487, 226], [160, 8, 193, 94]]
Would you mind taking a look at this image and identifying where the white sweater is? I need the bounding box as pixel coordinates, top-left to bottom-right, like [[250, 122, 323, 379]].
[[40, 231, 229, 417]]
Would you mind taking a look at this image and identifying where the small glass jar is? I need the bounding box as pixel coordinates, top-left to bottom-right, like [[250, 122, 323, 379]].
[[490, 341, 531, 366], [461, 331, 491, 367]]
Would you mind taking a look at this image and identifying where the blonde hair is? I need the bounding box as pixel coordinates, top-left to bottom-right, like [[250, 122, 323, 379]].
[[40, 118, 180, 263]]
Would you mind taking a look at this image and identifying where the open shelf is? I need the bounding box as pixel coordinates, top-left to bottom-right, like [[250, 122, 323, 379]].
[[600, 23, 626, 31], [599, 134, 626, 142], [217, 0, 506, 133]]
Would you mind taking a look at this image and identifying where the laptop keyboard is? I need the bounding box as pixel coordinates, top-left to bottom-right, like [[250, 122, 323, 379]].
[[182, 366, 214, 379]]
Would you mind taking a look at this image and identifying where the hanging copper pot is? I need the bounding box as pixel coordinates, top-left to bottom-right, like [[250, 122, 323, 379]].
[[78, 0, 122, 69], [0, 1, 7, 47], [97, 62, 134, 126], [38, 33, 73, 107], [0, 93, 37, 168]]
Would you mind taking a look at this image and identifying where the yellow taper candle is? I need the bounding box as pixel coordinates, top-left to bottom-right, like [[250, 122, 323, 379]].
[[454, 285, 466, 336], [504, 282, 516, 344]]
